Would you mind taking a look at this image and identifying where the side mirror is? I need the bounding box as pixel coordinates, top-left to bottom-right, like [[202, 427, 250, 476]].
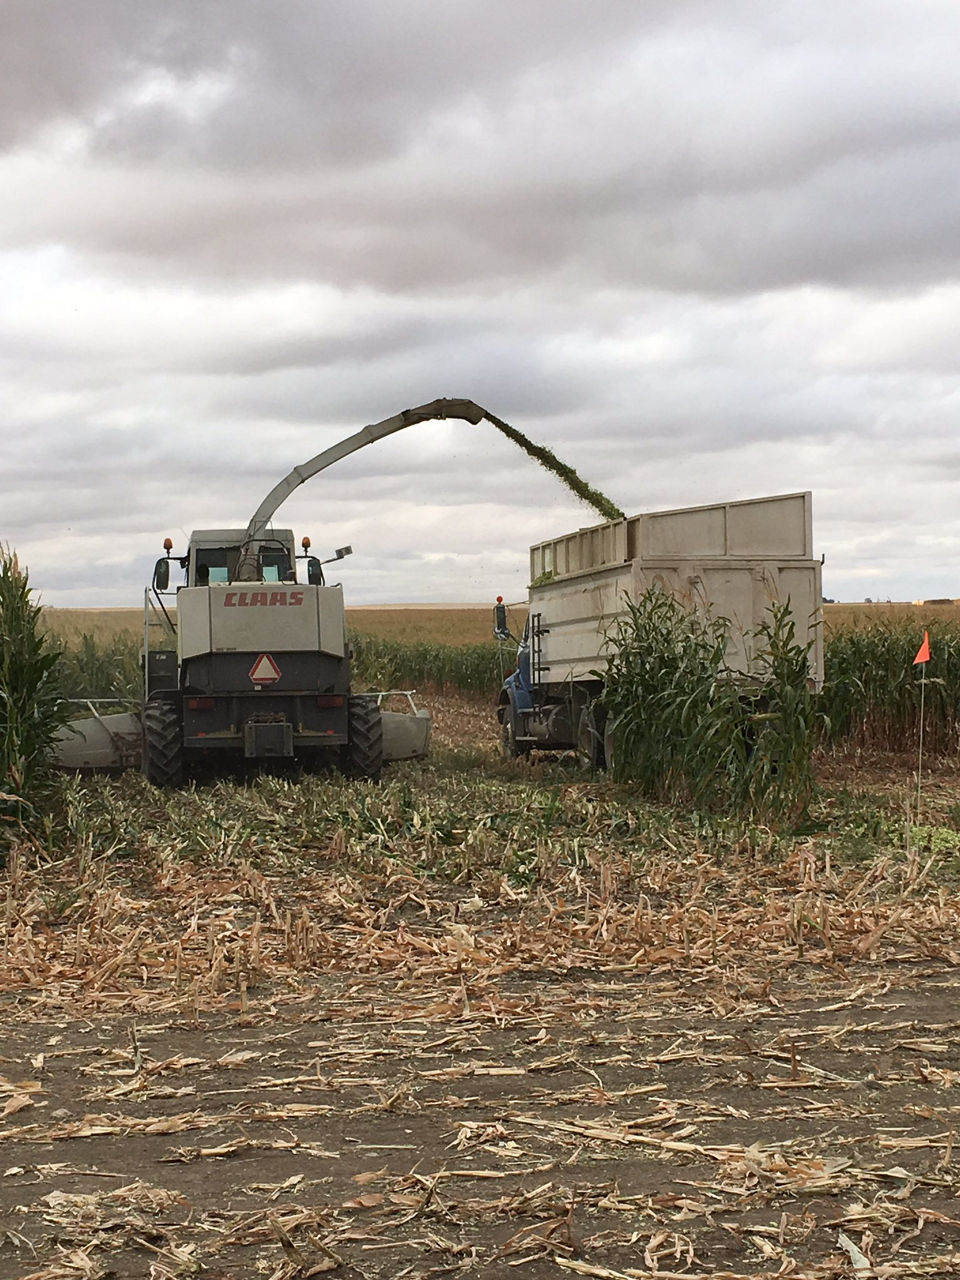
[[153, 558, 170, 592], [317, 545, 354, 568], [307, 557, 324, 586]]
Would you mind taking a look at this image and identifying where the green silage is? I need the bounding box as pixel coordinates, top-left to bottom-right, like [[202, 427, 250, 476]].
[[482, 409, 625, 523]]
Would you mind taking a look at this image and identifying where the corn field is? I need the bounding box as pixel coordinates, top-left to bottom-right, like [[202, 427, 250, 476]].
[[602, 589, 819, 823], [41, 611, 960, 766], [56, 632, 143, 703], [0, 549, 69, 835], [350, 632, 501, 695], [819, 619, 960, 753]]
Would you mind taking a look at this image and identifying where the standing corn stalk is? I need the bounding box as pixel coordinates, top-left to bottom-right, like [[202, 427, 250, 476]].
[[0, 547, 67, 842], [601, 587, 819, 825]]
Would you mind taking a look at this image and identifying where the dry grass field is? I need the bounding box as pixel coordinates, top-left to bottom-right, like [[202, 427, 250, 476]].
[[824, 601, 960, 631], [45, 601, 960, 647], [42, 605, 522, 648]]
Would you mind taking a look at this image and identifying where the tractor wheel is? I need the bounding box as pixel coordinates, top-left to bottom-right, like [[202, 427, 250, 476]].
[[576, 703, 605, 771], [499, 694, 530, 760], [142, 697, 184, 788], [344, 696, 383, 782]]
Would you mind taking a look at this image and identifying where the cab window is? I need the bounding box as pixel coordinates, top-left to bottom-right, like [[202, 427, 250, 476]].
[[259, 549, 293, 582], [194, 547, 235, 584]]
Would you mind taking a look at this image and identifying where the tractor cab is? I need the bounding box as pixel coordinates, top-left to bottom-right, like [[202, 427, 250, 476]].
[[151, 530, 350, 595], [186, 528, 298, 587]]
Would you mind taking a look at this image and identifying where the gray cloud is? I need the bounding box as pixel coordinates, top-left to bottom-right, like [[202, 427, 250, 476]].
[[3, 2, 960, 607]]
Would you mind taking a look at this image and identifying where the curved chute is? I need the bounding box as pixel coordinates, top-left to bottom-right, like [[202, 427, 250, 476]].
[[238, 397, 624, 575], [243, 398, 485, 546]]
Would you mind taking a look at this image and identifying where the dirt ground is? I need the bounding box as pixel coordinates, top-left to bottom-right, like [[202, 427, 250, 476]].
[[3, 965, 960, 1279], [3, 707, 960, 1278]]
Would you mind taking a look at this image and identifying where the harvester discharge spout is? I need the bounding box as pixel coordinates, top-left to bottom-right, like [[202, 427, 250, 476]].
[[238, 398, 486, 573], [238, 395, 622, 575]]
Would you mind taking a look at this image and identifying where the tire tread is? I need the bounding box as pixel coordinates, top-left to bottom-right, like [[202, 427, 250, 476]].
[[344, 696, 384, 781], [142, 698, 184, 788]]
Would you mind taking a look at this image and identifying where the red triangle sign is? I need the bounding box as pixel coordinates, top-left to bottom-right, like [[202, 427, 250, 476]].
[[249, 653, 281, 684]]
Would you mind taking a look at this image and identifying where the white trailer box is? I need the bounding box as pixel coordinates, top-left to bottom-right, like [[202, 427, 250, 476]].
[[527, 492, 823, 688]]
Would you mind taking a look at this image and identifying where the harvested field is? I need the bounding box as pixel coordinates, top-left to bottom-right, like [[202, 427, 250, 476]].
[[824, 602, 960, 632], [42, 606, 518, 649], [40, 610, 147, 647], [3, 699, 960, 1278], [47, 601, 960, 647]]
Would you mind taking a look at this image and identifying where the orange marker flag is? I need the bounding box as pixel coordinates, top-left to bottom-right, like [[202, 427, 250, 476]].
[[913, 631, 931, 665]]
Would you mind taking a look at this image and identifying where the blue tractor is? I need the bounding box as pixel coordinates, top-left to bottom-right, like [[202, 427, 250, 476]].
[[493, 597, 607, 767]]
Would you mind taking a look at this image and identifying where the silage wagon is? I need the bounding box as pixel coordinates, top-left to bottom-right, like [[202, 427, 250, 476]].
[[496, 491, 824, 765]]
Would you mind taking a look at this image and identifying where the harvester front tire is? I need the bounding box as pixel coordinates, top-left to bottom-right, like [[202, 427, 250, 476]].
[[344, 697, 383, 782], [142, 697, 184, 788]]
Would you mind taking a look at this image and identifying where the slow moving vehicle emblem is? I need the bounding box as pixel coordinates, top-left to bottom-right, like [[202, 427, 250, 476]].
[[249, 653, 282, 686]]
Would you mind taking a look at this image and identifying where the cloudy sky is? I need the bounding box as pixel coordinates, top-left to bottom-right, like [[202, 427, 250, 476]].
[[3, 1, 959, 607]]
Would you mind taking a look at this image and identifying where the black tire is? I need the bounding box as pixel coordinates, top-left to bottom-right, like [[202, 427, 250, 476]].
[[344, 696, 383, 782], [499, 694, 530, 760], [142, 697, 184, 788], [576, 703, 605, 771]]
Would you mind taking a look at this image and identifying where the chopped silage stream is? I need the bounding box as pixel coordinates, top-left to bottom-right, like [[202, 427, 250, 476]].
[[3, 699, 960, 1278]]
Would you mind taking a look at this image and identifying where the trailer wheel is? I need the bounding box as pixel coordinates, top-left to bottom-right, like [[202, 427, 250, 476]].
[[344, 696, 383, 782], [500, 694, 530, 760], [142, 697, 184, 788], [576, 704, 605, 771]]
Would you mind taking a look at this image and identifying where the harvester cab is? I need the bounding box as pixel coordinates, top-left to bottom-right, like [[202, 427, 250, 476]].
[[137, 398, 489, 787]]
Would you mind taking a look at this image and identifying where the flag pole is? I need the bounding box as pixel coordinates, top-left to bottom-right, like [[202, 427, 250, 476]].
[[913, 630, 931, 822], [916, 665, 925, 822]]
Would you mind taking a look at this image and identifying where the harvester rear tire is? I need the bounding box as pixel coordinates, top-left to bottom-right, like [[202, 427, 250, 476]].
[[344, 696, 383, 782], [142, 697, 184, 788]]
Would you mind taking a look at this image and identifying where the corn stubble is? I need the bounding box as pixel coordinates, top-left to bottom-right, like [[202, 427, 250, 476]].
[[6, 746, 956, 1003], [8, 583, 960, 1275], [4, 746, 959, 1276]]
